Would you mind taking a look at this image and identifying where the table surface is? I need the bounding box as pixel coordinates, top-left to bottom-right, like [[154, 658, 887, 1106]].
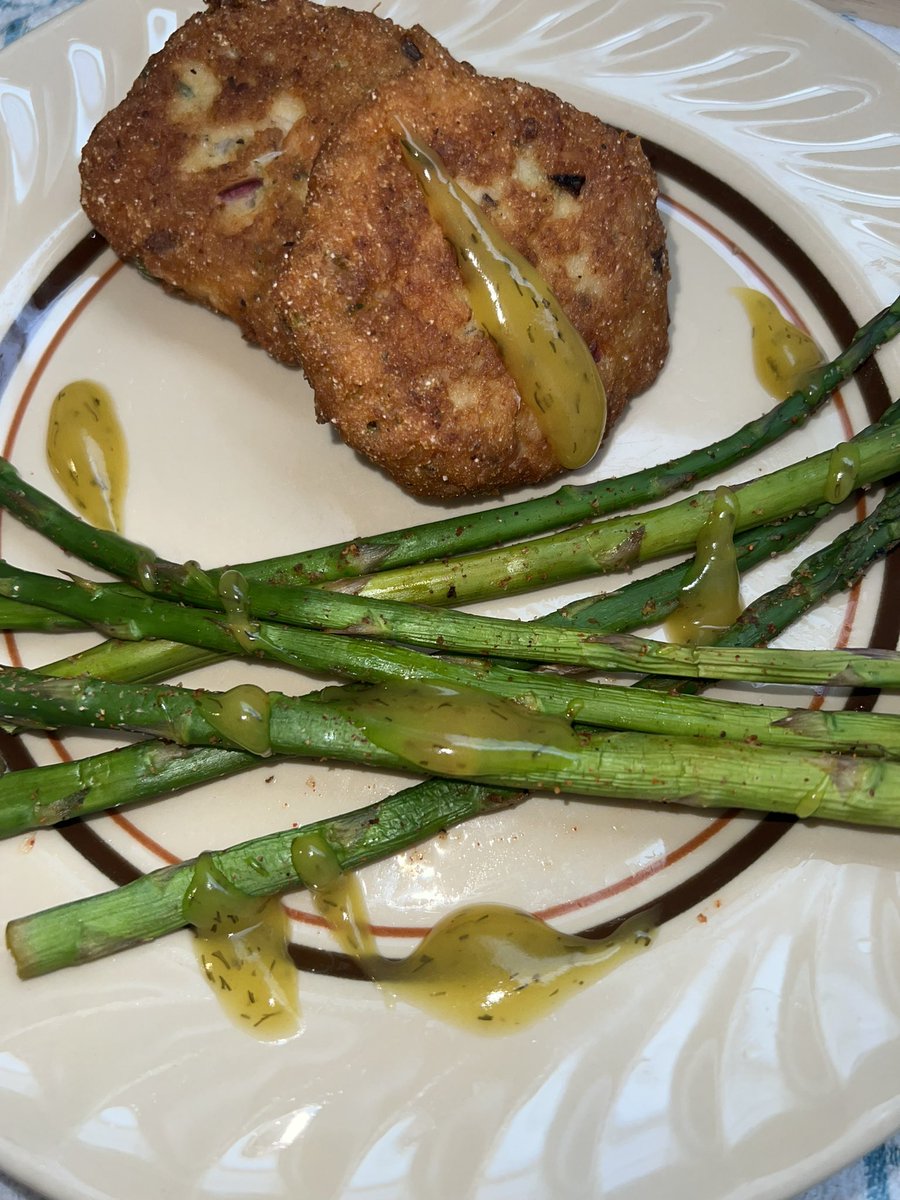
[[0, 1, 898, 1199]]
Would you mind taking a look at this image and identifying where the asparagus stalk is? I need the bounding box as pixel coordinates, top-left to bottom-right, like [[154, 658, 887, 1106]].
[[26, 504, 828, 695], [638, 479, 900, 696], [8, 687, 900, 979], [3, 660, 900, 810], [0, 741, 264, 837], [6, 554, 900, 686], [7, 591, 900, 810], [8, 477, 900, 976], [7, 482, 897, 841], [11, 386, 895, 690], [0, 471, 893, 844], [3, 309, 897, 982], [533, 506, 828, 632], [6, 564, 900, 839], [0, 306, 893, 687], [0, 497, 884, 842], [6, 778, 527, 978], [0, 597, 84, 632], [0, 404, 898, 613], [334, 412, 900, 604], [222, 293, 900, 582], [4, 653, 900, 840]]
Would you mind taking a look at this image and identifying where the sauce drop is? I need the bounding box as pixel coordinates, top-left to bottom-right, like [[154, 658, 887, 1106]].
[[45, 380, 127, 531], [377, 904, 654, 1034], [666, 486, 742, 646], [291, 837, 655, 1036], [326, 678, 582, 776], [795, 774, 829, 819], [398, 124, 607, 469], [291, 831, 377, 962], [217, 567, 259, 651], [183, 853, 299, 1040], [197, 683, 272, 756], [185, 842, 656, 1040], [823, 441, 861, 505], [733, 288, 823, 400]]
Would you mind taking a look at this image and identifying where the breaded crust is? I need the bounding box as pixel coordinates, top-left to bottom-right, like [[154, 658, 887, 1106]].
[[276, 52, 669, 498], [79, 0, 444, 360]]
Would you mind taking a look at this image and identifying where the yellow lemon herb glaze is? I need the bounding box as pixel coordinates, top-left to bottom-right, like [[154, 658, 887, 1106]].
[[397, 124, 607, 469], [666, 486, 742, 646], [197, 683, 272, 756], [795, 774, 830, 820], [823, 441, 861, 505], [291, 831, 377, 962], [183, 853, 299, 1040], [289, 836, 655, 1035], [377, 905, 654, 1034], [46, 380, 127, 531], [326, 678, 582, 777], [733, 287, 823, 400], [183, 834, 655, 1038]]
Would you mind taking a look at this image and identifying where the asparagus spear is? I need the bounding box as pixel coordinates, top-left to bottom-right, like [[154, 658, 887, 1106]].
[[638, 479, 900, 696], [7, 598, 900, 790], [0, 403, 898, 612], [25, 503, 829, 698], [12, 379, 895, 689], [6, 554, 900, 686], [527, 506, 828, 633], [8, 481, 900, 975], [8, 677, 900, 979], [4, 651, 900, 841], [6, 778, 527, 979], [222, 293, 900, 582], [8, 482, 897, 840], [0, 597, 83, 632], [0, 741, 264, 837], [0, 507, 822, 642], [0, 506, 845, 840], [333, 412, 900, 604], [0, 302, 892, 689], [3, 310, 898, 982]]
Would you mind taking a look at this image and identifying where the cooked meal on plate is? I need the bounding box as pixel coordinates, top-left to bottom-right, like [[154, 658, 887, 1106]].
[[79, 0, 669, 496], [4, 0, 900, 1051]]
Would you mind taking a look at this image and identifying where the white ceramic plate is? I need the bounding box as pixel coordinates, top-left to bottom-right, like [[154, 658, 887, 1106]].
[[1, 1, 899, 1198]]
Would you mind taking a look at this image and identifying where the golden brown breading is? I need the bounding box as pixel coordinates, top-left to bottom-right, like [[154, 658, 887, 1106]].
[[275, 51, 669, 498], [79, 0, 445, 360]]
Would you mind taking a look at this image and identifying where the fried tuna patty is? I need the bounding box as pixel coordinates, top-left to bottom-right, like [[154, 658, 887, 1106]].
[[276, 52, 669, 498], [79, 0, 444, 360]]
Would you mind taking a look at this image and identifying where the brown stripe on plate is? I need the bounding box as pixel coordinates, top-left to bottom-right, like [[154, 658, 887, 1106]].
[[0, 230, 107, 396]]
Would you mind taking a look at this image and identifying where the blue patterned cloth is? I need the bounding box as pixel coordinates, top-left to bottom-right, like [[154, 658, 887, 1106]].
[[0, 0, 79, 45], [0, 3, 898, 1199]]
